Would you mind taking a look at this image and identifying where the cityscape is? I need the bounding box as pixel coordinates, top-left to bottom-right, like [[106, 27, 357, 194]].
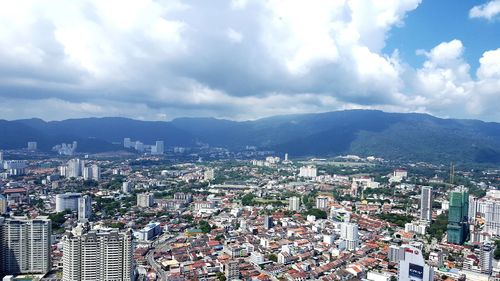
[[1, 140, 500, 281], [1, 1, 500, 281]]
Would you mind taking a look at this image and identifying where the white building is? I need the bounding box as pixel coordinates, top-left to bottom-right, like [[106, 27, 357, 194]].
[[123, 138, 132, 148], [137, 193, 154, 208], [134, 222, 162, 241], [316, 196, 329, 209], [152, 140, 164, 155], [420, 186, 433, 222], [122, 181, 133, 193], [405, 222, 427, 235], [92, 164, 100, 181], [78, 195, 92, 221], [288, 196, 301, 211], [56, 193, 82, 212], [299, 165, 317, 178], [0, 216, 51, 276], [62, 224, 134, 281], [340, 222, 359, 251], [250, 251, 265, 265], [67, 159, 83, 178], [398, 245, 434, 281], [204, 169, 215, 181]]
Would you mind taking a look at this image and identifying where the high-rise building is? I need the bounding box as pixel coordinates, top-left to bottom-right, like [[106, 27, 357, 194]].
[[0, 195, 7, 214], [204, 169, 215, 181], [137, 193, 154, 208], [299, 165, 317, 178], [0, 216, 51, 276], [316, 196, 329, 209], [480, 241, 494, 274], [82, 166, 93, 181], [447, 190, 469, 245], [389, 245, 405, 263], [469, 195, 478, 223], [92, 164, 100, 181], [155, 140, 164, 155], [0, 150, 3, 162], [225, 260, 240, 281], [67, 159, 83, 178], [78, 195, 92, 221], [420, 186, 433, 222], [288, 197, 300, 211], [134, 141, 144, 152], [62, 224, 134, 281], [122, 182, 132, 194], [123, 138, 132, 148], [480, 199, 500, 236], [398, 245, 434, 281], [340, 222, 359, 251], [27, 141, 37, 150], [263, 216, 273, 229], [56, 193, 82, 212]]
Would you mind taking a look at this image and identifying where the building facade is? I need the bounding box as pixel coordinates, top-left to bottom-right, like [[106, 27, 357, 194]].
[[420, 186, 433, 222], [447, 190, 469, 245], [0, 216, 51, 276], [62, 224, 134, 281]]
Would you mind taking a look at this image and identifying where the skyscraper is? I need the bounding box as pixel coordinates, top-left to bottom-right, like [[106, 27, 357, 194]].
[[340, 222, 359, 251], [0, 216, 51, 276], [264, 216, 273, 229], [420, 186, 433, 222], [78, 195, 92, 221], [288, 196, 300, 211], [480, 241, 494, 274], [67, 158, 83, 178], [155, 140, 164, 155], [62, 224, 134, 281], [91, 164, 100, 181], [447, 190, 469, 245]]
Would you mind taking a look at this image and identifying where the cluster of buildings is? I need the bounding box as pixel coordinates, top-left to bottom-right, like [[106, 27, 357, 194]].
[[124, 138, 164, 155]]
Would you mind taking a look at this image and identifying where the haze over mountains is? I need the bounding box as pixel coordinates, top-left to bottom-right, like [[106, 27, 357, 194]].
[[2, 110, 500, 164]]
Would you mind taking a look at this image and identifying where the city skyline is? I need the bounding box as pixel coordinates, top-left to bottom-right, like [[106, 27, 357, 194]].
[[0, 0, 499, 121]]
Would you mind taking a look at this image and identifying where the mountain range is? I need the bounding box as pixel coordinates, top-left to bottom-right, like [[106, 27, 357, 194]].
[[2, 110, 500, 164]]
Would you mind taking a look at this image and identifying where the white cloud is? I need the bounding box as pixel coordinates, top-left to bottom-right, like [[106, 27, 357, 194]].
[[0, 0, 499, 122], [470, 0, 500, 21], [226, 28, 243, 43]]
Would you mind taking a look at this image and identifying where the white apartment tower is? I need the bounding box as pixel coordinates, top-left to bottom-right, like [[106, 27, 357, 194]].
[[137, 193, 154, 208], [62, 224, 134, 281], [78, 195, 92, 221], [316, 196, 329, 209], [0, 217, 51, 276], [155, 140, 164, 155], [420, 186, 433, 222], [299, 165, 317, 178], [92, 164, 100, 181], [288, 196, 300, 211], [340, 222, 359, 251]]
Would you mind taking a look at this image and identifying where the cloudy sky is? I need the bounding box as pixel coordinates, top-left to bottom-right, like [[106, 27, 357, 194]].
[[0, 0, 500, 121]]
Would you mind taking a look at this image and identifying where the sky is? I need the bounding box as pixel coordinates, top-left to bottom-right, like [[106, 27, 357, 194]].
[[0, 0, 500, 121]]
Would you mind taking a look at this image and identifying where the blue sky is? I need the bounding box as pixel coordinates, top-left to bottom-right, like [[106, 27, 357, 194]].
[[386, 0, 500, 74], [0, 0, 499, 121]]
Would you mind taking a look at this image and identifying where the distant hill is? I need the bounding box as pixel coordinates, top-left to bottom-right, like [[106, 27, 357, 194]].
[[2, 110, 500, 164]]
